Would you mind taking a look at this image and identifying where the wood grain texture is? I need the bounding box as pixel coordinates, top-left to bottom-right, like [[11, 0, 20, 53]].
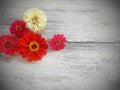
[[0, 0, 120, 42], [0, 0, 120, 90], [0, 43, 120, 90]]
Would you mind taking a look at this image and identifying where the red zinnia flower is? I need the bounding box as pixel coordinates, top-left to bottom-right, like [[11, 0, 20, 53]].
[[19, 32, 48, 62], [49, 34, 67, 51], [10, 20, 29, 37], [0, 35, 19, 54]]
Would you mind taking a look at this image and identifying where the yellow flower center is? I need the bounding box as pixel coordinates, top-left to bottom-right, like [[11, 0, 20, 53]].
[[54, 39, 61, 45], [16, 25, 22, 31], [29, 41, 39, 51], [32, 16, 39, 24]]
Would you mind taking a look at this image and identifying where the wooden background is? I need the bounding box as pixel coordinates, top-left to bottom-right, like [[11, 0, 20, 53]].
[[0, 0, 120, 90]]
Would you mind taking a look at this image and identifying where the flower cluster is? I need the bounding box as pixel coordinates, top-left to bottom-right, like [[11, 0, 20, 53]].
[[0, 8, 67, 62]]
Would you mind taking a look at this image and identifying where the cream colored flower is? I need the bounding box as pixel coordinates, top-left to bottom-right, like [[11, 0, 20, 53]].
[[23, 8, 47, 32]]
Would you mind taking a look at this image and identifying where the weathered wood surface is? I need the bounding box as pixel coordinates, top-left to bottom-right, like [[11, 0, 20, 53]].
[[0, 0, 120, 90], [0, 43, 120, 90], [0, 0, 120, 42]]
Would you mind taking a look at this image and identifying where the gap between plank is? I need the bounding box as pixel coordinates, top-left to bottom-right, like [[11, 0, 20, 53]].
[[67, 42, 120, 44]]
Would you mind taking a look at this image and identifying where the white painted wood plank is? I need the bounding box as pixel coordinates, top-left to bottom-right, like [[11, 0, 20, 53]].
[[0, 0, 120, 90], [0, 0, 120, 42], [0, 43, 120, 90]]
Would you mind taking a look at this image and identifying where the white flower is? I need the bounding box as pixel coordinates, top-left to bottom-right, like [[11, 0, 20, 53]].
[[23, 8, 47, 32]]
